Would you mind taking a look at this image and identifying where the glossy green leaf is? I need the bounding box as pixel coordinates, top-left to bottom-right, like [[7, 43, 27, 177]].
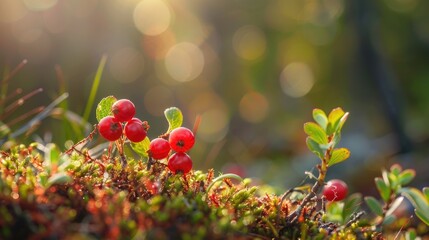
[[390, 164, 402, 176], [415, 209, 429, 226], [331, 132, 341, 148], [327, 148, 350, 167], [364, 196, 383, 216], [400, 187, 429, 219], [306, 137, 324, 159], [326, 108, 346, 135], [96, 95, 117, 122], [130, 137, 151, 158], [312, 108, 328, 130], [375, 177, 391, 202], [423, 187, 429, 201], [164, 107, 183, 133], [304, 122, 328, 144], [342, 193, 362, 223], [398, 169, 416, 186], [46, 173, 72, 188]]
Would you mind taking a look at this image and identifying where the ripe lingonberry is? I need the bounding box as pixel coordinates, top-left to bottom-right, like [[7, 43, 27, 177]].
[[323, 179, 348, 201], [98, 116, 123, 141], [112, 99, 136, 122], [149, 138, 171, 160], [168, 152, 192, 174], [169, 127, 195, 152], [124, 118, 146, 142]]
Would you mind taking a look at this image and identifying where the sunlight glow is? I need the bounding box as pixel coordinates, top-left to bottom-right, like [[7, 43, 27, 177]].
[[133, 0, 171, 36], [165, 42, 204, 82], [280, 62, 315, 98]]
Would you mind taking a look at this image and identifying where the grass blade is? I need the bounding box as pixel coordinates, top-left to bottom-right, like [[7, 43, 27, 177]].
[[82, 54, 108, 124]]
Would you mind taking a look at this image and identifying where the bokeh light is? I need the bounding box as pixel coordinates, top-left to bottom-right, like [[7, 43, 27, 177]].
[[232, 25, 266, 61], [239, 91, 269, 123], [0, 0, 28, 23], [279, 62, 315, 98], [133, 0, 171, 36], [109, 47, 145, 84], [165, 42, 204, 82], [198, 109, 229, 142]]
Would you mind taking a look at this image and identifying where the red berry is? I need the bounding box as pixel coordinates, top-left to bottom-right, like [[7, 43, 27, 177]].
[[169, 127, 195, 152], [124, 118, 146, 142], [149, 138, 171, 160], [112, 99, 136, 122], [323, 179, 348, 201], [98, 116, 123, 141], [168, 152, 192, 174]]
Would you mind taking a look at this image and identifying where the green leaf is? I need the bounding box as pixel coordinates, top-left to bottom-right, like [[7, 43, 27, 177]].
[[306, 137, 324, 159], [164, 107, 183, 133], [390, 164, 402, 176], [312, 108, 328, 130], [46, 173, 72, 188], [398, 169, 416, 186], [423, 187, 429, 201], [364, 196, 383, 216], [400, 187, 429, 220], [326, 108, 346, 135], [375, 177, 391, 202], [130, 137, 151, 158], [342, 193, 362, 223], [405, 229, 417, 240], [327, 148, 350, 167], [415, 209, 429, 226], [304, 122, 328, 144], [96, 95, 117, 122]]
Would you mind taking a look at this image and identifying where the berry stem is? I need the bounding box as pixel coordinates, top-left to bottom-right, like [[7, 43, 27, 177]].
[[287, 136, 334, 223]]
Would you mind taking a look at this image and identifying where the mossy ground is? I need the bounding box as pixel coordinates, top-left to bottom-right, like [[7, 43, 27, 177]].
[[0, 143, 382, 240]]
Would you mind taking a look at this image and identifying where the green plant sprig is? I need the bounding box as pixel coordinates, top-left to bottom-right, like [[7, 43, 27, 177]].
[[287, 108, 350, 223]]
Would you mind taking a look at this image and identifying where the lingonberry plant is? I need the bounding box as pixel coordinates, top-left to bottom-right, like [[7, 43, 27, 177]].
[[1, 103, 429, 239]]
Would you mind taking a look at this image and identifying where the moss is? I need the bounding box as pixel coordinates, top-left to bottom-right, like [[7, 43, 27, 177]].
[[0, 144, 379, 239]]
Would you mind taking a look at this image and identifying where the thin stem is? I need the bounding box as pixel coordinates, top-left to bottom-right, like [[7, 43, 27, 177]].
[[287, 136, 334, 223]]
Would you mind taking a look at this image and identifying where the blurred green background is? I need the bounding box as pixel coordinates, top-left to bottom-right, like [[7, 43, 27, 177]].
[[1, 0, 429, 190]]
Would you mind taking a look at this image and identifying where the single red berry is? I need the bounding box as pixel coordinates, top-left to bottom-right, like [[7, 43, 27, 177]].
[[149, 138, 171, 160], [98, 116, 123, 141], [169, 127, 195, 152], [112, 99, 136, 122], [323, 179, 348, 201], [124, 118, 146, 142], [168, 152, 192, 174]]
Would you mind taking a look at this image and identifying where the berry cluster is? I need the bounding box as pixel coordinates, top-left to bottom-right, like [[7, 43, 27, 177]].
[[149, 127, 195, 175], [98, 99, 147, 143]]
